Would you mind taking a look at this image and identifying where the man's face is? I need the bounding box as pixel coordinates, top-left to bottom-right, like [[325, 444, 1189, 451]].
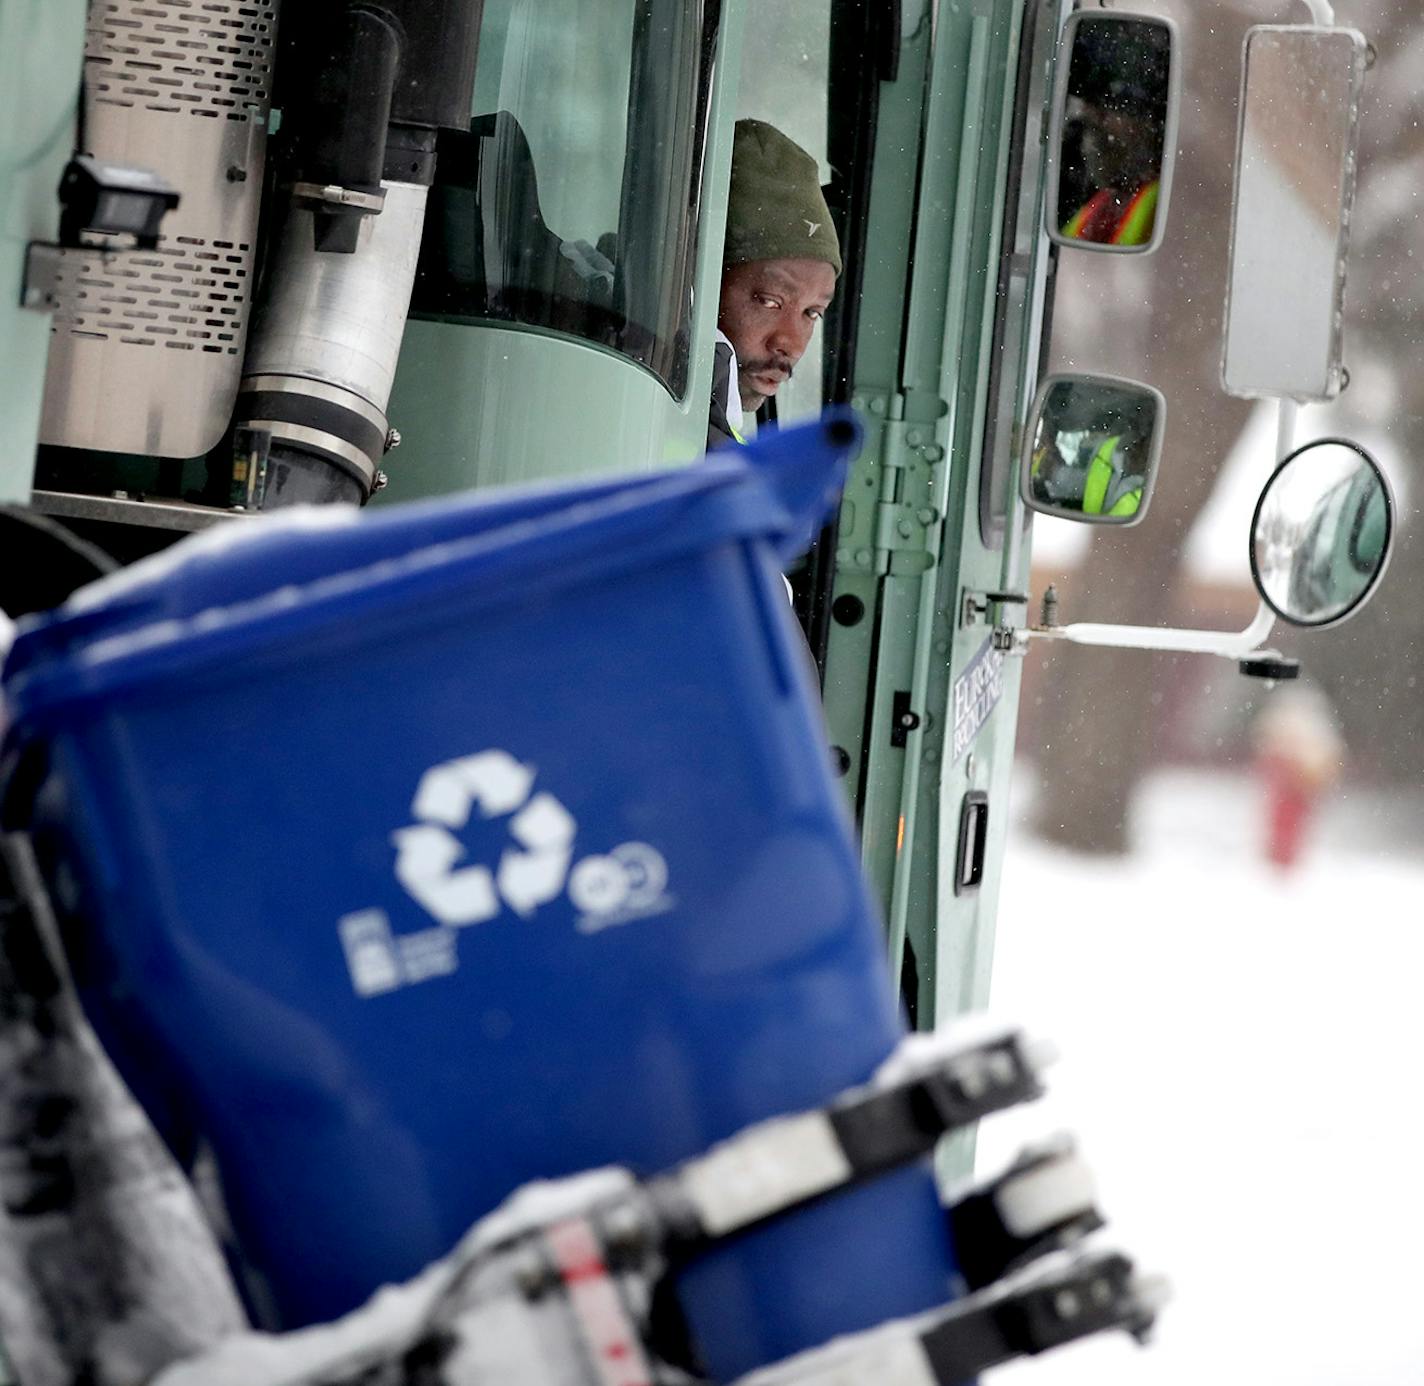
[[717, 257, 837, 414], [1076, 103, 1161, 194]]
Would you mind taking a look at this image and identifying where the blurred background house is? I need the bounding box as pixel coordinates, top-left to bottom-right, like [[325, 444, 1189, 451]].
[[993, 7, 1424, 1383], [1022, 0, 1420, 856]]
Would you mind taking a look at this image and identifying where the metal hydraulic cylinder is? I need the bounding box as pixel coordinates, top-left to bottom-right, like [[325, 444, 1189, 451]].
[[235, 179, 428, 505], [235, 0, 482, 506]]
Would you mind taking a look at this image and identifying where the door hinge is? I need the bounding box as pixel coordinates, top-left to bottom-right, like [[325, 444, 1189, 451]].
[[835, 390, 950, 577], [836, 390, 950, 576]]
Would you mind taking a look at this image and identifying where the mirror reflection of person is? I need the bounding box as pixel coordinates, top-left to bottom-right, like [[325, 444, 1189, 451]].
[[1058, 27, 1170, 248], [1030, 388, 1153, 519], [1032, 432, 1143, 517]]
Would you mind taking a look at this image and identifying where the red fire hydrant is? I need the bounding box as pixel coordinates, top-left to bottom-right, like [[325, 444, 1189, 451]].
[[1250, 686, 1345, 871]]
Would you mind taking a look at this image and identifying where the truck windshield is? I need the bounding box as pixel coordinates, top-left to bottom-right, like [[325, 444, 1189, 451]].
[[410, 0, 720, 400]]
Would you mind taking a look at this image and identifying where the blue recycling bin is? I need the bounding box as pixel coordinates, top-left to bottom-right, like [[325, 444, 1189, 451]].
[[1, 418, 958, 1379]]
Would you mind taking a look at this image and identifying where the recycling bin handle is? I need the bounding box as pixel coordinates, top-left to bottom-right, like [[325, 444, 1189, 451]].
[[740, 412, 861, 563]]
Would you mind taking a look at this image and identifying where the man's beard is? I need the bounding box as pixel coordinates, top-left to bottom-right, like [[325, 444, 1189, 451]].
[[738, 357, 793, 410]]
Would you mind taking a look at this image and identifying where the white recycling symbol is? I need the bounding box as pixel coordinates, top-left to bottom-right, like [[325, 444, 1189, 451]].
[[392, 750, 576, 926]]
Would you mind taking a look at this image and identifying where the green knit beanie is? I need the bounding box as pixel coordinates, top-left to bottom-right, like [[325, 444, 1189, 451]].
[[723, 119, 842, 277]]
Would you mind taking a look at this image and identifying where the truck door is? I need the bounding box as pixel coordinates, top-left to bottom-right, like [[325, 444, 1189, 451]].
[[740, 2, 1067, 1065]]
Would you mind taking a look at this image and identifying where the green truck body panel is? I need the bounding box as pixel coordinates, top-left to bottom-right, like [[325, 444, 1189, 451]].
[[0, 0, 87, 503], [382, 323, 707, 498]]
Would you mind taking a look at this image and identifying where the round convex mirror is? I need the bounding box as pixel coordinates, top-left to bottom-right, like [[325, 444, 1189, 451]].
[[1250, 439, 1394, 628]]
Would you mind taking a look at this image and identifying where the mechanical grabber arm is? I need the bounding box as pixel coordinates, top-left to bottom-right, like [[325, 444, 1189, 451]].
[[154, 1024, 1165, 1386]]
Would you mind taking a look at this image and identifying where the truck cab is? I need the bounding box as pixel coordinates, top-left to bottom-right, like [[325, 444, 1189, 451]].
[[3, 0, 1074, 1071]]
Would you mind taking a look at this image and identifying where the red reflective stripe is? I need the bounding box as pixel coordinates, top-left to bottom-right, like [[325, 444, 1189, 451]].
[[1063, 188, 1114, 240], [1065, 184, 1159, 246], [545, 1219, 654, 1386]]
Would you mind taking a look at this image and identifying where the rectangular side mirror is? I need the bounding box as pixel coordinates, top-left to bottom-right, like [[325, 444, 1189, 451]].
[[1222, 26, 1369, 402], [1022, 374, 1166, 527], [1045, 12, 1180, 255]]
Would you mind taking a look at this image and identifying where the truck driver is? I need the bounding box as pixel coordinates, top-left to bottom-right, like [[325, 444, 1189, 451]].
[[708, 120, 842, 449]]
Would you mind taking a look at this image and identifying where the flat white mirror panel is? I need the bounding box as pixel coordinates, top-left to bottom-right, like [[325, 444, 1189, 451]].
[[1222, 26, 1368, 402]]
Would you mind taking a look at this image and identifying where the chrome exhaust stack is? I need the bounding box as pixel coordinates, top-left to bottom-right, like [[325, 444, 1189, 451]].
[[236, 1, 483, 507]]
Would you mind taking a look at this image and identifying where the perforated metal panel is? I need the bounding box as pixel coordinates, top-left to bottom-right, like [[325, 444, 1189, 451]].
[[40, 0, 280, 459], [87, 0, 277, 118], [48, 236, 253, 353]]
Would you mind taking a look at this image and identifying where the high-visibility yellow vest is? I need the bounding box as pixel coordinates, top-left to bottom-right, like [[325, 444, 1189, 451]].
[[1083, 436, 1141, 517]]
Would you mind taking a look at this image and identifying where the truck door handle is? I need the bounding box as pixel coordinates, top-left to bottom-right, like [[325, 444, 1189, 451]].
[[955, 791, 990, 895]]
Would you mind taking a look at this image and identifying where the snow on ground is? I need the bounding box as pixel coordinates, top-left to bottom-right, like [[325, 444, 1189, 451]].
[[978, 765, 1424, 1386]]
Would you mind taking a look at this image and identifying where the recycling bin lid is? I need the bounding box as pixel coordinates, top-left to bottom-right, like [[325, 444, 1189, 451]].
[[1, 416, 859, 732]]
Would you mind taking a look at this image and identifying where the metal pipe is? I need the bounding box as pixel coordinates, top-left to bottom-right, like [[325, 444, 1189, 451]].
[[228, 0, 483, 505], [1275, 398, 1299, 464], [1300, 0, 1335, 24], [385, 0, 485, 132], [1027, 599, 1276, 658], [236, 179, 428, 501]]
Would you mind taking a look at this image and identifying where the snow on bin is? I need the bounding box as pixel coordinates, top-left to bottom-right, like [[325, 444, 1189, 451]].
[[0, 417, 957, 1379]]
